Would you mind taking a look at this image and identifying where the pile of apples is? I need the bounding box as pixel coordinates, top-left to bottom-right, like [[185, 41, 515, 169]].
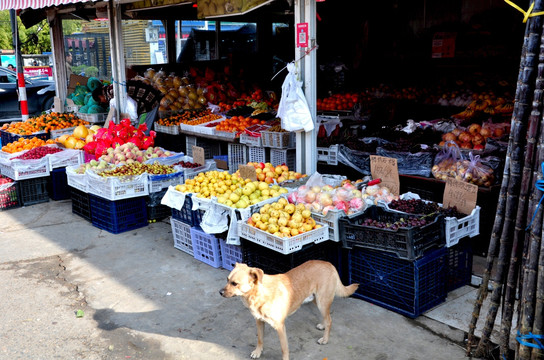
[[239, 162, 305, 183], [288, 182, 367, 216], [439, 123, 509, 150], [247, 197, 322, 238], [71, 160, 116, 174], [98, 142, 175, 165], [174, 170, 289, 209]]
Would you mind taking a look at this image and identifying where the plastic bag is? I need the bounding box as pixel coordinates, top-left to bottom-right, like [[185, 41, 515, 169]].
[[432, 141, 464, 181], [277, 62, 315, 132], [456, 153, 495, 186]]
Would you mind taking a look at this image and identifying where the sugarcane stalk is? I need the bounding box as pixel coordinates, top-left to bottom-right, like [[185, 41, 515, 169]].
[[530, 240, 543, 360], [500, 74, 544, 356], [473, 12, 544, 355]]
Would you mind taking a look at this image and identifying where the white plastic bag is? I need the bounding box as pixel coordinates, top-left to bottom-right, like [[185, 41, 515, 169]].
[[277, 62, 315, 132]]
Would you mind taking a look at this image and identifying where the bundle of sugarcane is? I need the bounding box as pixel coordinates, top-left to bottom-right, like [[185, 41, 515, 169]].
[[466, 1, 544, 359]]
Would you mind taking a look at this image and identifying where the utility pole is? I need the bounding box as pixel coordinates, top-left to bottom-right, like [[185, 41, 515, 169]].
[[10, 9, 28, 121]]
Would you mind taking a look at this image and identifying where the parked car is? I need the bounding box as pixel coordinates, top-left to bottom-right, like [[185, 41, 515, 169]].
[[0, 66, 55, 122]]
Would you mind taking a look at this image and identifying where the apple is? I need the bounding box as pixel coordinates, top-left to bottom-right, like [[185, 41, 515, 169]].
[[284, 203, 296, 214], [301, 209, 311, 219], [278, 217, 288, 227], [265, 177, 274, 184], [251, 213, 261, 222]]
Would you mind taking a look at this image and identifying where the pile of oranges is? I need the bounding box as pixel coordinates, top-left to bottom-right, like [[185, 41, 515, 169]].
[[215, 116, 266, 133], [1, 137, 55, 154], [317, 93, 360, 111], [0, 112, 88, 135]]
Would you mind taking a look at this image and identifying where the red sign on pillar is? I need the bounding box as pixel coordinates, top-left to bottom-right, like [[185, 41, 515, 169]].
[[296, 23, 308, 48]]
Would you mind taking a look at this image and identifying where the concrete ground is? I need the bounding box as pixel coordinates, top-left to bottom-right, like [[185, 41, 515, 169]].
[[0, 199, 476, 360]]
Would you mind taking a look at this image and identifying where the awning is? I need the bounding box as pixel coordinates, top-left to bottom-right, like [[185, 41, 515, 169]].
[[0, 0, 97, 11]]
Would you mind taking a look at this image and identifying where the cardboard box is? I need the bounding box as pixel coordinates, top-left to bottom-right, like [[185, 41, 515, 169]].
[[68, 74, 89, 95]]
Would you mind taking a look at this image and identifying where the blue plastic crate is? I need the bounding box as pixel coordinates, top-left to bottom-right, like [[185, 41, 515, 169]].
[[0, 130, 49, 147], [219, 239, 243, 271], [190, 226, 222, 268], [171, 195, 203, 226], [348, 246, 447, 318], [89, 195, 148, 234], [70, 187, 92, 221], [18, 177, 49, 206], [48, 167, 71, 201], [447, 238, 473, 292]]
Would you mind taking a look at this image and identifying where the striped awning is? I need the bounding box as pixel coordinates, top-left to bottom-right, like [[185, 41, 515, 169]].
[[0, 0, 97, 10]]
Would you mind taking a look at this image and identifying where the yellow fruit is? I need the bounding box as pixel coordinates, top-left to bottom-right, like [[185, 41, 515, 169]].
[[85, 134, 94, 143], [56, 134, 69, 145], [73, 124, 89, 139], [64, 136, 78, 149], [74, 140, 86, 150]]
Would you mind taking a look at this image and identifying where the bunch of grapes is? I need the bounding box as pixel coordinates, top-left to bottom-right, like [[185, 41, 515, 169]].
[[388, 199, 440, 215], [440, 206, 466, 219], [361, 216, 428, 230]]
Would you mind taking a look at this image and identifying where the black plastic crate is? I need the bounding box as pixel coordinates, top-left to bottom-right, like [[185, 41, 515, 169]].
[[339, 206, 444, 260], [0, 130, 49, 147], [447, 238, 473, 292], [89, 195, 148, 234], [241, 239, 341, 275], [70, 187, 92, 221], [146, 190, 171, 222], [18, 177, 49, 206], [47, 167, 71, 201], [348, 246, 447, 318], [0, 176, 20, 210], [171, 195, 203, 226]]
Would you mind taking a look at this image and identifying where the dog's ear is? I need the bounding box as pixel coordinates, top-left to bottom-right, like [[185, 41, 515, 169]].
[[249, 267, 264, 284]]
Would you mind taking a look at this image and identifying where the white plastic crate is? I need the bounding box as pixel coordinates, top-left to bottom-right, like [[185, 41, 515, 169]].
[[312, 209, 345, 242], [0, 149, 26, 160], [77, 112, 108, 123], [444, 206, 480, 247], [86, 170, 149, 201], [171, 218, 193, 255], [66, 165, 88, 192], [183, 160, 218, 180], [228, 143, 248, 172], [240, 133, 262, 147], [270, 148, 296, 170], [154, 123, 180, 135], [148, 170, 184, 193], [190, 226, 222, 268], [0, 157, 50, 180], [48, 149, 83, 169], [238, 221, 329, 255], [219, 238, 243, 271], [248, 146, 268, 163], [185, 136, 222, 159], [317, 145, 339, 165], [261, 131, 296, 148]]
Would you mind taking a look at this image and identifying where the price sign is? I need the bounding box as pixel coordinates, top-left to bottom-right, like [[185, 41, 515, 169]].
[[443, 178, 478, 215], [192, 146, 205, 166], [370, 155, 399, 196], [239, 165, 257, 181]]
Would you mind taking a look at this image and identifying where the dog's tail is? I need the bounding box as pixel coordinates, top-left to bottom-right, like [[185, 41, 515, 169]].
[[336, 282, 359, 298]]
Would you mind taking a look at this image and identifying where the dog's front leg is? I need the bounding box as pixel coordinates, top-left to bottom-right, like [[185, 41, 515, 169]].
[[276, 324, 289, 360], [250, 319, 265, 359]]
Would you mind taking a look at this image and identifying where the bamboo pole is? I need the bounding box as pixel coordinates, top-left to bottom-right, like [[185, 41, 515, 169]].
[[470, 5, 544, 355], [530, 240, 543, 359]]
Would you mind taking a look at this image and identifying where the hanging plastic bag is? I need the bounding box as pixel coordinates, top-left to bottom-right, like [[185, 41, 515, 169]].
[[456, 153, 495, 186], [277, 62, 315, 132]]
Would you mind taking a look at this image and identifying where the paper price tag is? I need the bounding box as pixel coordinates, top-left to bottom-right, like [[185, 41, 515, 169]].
[[192, 146, 205, 165], [443, 178, 478, 215], [370, 155, 400, 196], [239, 164, 257, 181]]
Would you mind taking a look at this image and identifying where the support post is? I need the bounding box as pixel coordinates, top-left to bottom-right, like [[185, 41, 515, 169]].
[[108, 0, 127, 122]]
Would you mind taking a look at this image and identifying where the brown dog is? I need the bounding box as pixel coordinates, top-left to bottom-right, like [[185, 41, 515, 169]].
[[219, 260, 358, 360]]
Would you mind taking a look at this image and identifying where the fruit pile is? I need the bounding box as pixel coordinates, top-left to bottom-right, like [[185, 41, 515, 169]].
[[12, 146, 63, 160], [156, 109, 212, 127], [182, 113, 223, 126], [172, 160, 202, 168], [0, 112, 87, 135], [439, 122, 509, 150], [97, 162, 176, 177], [432, 157, 495, 186], [360, 216, 429, 230], [236, 162, 305, 183], [215, 116, 265, 133], [1, 137, 55, 153], [387, 199, 467, 218], [0, 175, 18, 209], [56, 124, 102, 150], [317, 93, 359, 111], [72, 160, 116, 174], [98, 142, 175, 165], [174, 170, 289, 208], [288, 182, 367, 216], [246, 198, 322, 237]]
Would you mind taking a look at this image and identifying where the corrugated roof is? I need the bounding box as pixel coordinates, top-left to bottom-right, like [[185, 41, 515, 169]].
[[0, 0, 97, 11]]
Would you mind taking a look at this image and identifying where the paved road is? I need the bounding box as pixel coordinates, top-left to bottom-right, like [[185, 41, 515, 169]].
[[0, 199, 469, 360]]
